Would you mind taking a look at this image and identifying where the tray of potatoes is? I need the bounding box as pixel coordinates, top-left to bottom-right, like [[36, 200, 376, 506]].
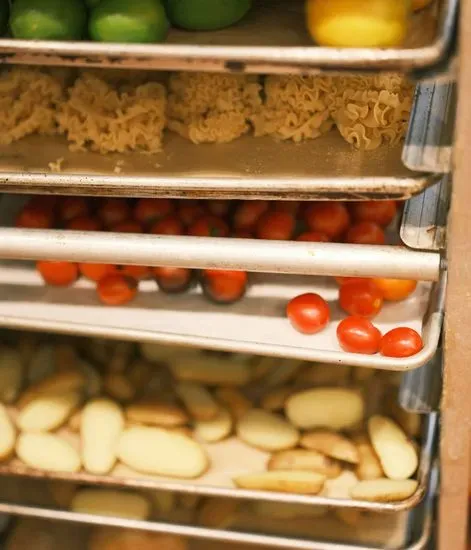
[[0, 335, 436, 513], [0, 471, 434, 550]]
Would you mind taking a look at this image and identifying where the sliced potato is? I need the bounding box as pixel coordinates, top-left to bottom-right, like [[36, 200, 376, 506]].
[[16, 433, 81, 473], [355, 441, 384, 481], [118, 426, 209, 479], [126, 401, 189, 427], [268, 449, 342, 478], [285, 388, 364, 431], [350, 478, 418, 502], [0, 404, 16, 460], [194, 408, 232, 443], [27, 344, 54, 384], [170, 357, 251, 386], [300, 430, 359, 464], [18, 370, 86, 408], [368, 415, 418, 480], [261, 387, 294, 411], [81, 398, 124, 475], [127, 359, 154, 393], [71, 489, 150, 520], [0, 347, 23, 404], [108, 342, 135, 373], [322, 470, 358, 499], [198, 498, 240, 528], [103, 372, 136, 402], [295, 364, 351, 386], [147, 490, 176, 516], [67, 409, 82, 432], [175, 382, 220, 421], [237, 409, 299, 451], [234, 471, 325, 494], [17, 391, 81, 432], [214, 387, 251, 420], [53, 343, 79, 372]]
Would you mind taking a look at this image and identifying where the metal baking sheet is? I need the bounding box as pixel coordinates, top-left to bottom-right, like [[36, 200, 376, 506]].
[[400, 177, 450, 251], [0, 473, 435, 550], [0, 403, 437, 515], [0, 133, 436, 201], [0, 0, 455, 76]]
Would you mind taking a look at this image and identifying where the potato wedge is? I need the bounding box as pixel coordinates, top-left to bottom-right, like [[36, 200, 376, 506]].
[[0, 404, 15, 460], [118, 426, 208, 479], [234, 471, 325, 494], [322, 470, 358, 499], [237, 409, 299, 451], [268, 449, 342, 478], [300, 430, 359, 464], [81, 398, 124, 475], [286, 388, 364, 430], [103, 373, 136, 402], [295, 364, 351, 386], [175, 382, 220, 421], [368, 415, 418, 480], [194, 408, 232, 443], [16, 433, 81, 473], [350, 478, 418, 502], [17, 391, 81, 432], [71, 489, 150, 520]]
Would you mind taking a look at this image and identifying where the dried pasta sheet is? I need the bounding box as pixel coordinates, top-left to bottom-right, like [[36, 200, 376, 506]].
[[0, 67, 65, 146], [56, 72, 167, 154], [330, 74, 414, 151], [167, 72, 262, 144], [251, 75, 335, 142]]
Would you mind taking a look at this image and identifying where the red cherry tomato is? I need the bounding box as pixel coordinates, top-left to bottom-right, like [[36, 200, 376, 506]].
[[372, 278, 418, 301], [16, 206, 54, 229], [339, 280, 383, 318], [334, 276, 371, 286], [297, 231, 330, 243], [79, 263, 116, 282], [119, 265, 151, 280], [346, 221, 386, 245], [286, 293, 330, 335], [233, 201, 269, 230], [150, 215, 185, 236], [154, 266, 193, 293], [304, 203, 350, 240], [350, 201, 397, 227], [379, 327, 423, 357], [66, 216, 102, 231], [36, 261, 78, 286], [273, 201, 300, 215], [58, 197, 90, 223], [337, 316, 382, 354], [256, 211, 295, 240], [178, 201, 206, 227], [201, 270, 248, 304], [111, 220, 143, 233], [98, 199, 131, 228], [206, 200, 231, 217], [134, 198, 174, 226], [232, 229, 254, 239], [188, 215, 229, 237], [97, 274, 137, 306]]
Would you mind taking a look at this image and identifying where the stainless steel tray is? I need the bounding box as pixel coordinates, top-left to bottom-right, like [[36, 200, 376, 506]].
[[0, 410, 438, 513], [0, 470, 436, 550], [0, 0, 456, 76], [0, 134, 437, 201]]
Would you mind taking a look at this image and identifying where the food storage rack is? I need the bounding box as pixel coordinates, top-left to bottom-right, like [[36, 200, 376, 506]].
[[0, 0, 468, 549]]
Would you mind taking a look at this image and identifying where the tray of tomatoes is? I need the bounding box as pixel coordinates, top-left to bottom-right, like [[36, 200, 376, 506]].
[[0, 194, 445, 369]]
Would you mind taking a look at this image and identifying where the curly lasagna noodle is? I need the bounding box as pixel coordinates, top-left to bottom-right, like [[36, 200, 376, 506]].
[[329, 73, 414, 150], [251, 75, 335, 142], [167, 72, 262, 144], [0, 67, 65, 146], [56, 71, 167, 154]]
